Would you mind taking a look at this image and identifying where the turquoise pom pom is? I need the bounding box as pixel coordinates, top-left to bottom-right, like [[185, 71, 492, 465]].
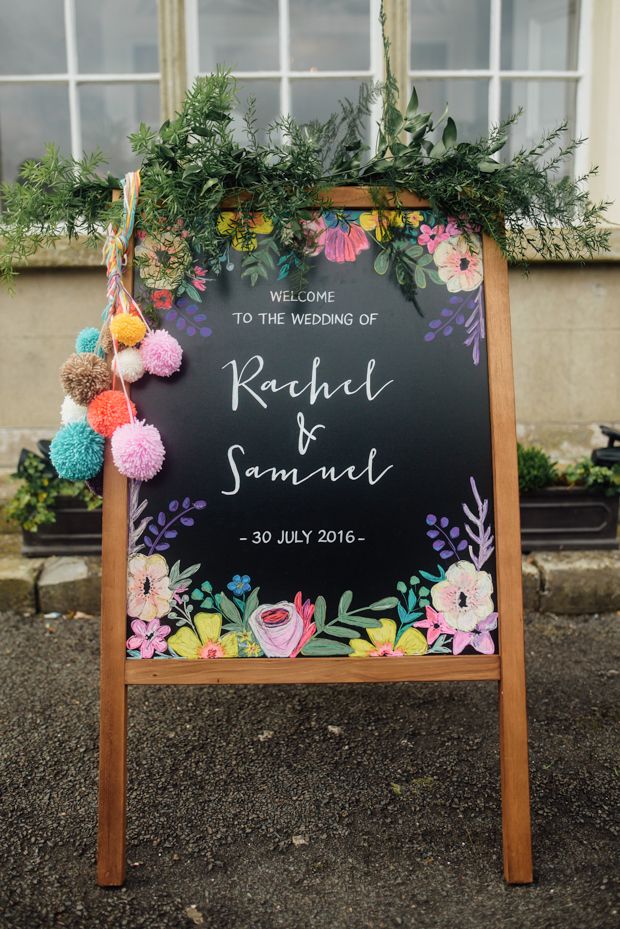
[[50, 420, 104, 480], [75, 326, 104, 356]]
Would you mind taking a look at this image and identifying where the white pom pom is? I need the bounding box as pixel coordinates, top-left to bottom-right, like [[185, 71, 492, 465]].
[[60, 395, 86, 425], [111, 347, 145, 384]]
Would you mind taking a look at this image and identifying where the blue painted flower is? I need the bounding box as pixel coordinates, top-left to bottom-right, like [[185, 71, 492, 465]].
[[227, 574, 251, 595]]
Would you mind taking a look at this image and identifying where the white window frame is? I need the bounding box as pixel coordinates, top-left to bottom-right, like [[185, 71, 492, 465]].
[[408, 0, 592, 179], [185, 0, 385, 149], [0, 0, 160, 164]]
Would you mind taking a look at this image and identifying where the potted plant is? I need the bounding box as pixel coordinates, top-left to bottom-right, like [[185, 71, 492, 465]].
[[518, 444, 620, 551], [5, 442, 102, 556]]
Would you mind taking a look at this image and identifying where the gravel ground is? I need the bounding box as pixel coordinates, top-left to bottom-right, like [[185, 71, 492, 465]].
[[0, 609, 618, 929]]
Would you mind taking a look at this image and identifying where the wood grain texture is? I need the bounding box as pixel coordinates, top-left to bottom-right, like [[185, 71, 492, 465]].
[[221, 188, 428, 209], [96, 199, 131, 887], [483, 235, 534, 884], [125, 656, 500, 685]]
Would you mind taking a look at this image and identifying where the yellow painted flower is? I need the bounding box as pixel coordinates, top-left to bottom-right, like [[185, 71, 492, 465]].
[[349, 618, 428, 657], [217, 212, 274, 251], [238, 631, 263, 657], [359, 210, 405, 241], [168, 611, 238, 659], [406, 210, 424, 228]]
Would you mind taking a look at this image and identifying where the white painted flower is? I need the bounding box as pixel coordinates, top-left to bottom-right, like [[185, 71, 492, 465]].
[[127, 553, 171, 622], [433, 235, 483, 292], [430, 561, 494, 632]]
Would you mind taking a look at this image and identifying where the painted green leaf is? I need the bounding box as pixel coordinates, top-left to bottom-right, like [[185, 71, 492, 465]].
[[414, 265, 426, 289], [396, 580, 407, 594], [218, 591, 243, 625], [244, 586, 260, 623], [324, 624, 356, 638], [410, 575, 420, 586], [338, 590, 353, 615], [301, 639, 352, 656], [337, 615, 382, 628], [419, 586, 430, 597], [314, 595, 326, 632], [368, 596, 399, 611], [374, 250, 390, 275]]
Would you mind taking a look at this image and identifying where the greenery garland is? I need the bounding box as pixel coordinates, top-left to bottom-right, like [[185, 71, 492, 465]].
[[0, 6, 610, 297]]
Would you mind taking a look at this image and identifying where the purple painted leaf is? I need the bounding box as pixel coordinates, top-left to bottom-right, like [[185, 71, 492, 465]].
[[186, 304, 197, 315], [143, 535, 153, 547], [165, 309, 177, 322], [426, 514, 437, 525], [182, 497, 190, 509], [180, 516, 195, 527], [156, 543, 170, 552], [194, 314, 207, 322], [199, 327, 213, 337], [439, 549, 453, 559], [186, 326, 197, 336], [168, 500, 179, 512], [441, 308, 453, 317], [194, 500, 207, 509], [440, 517, 449, 528], [424, 332, 436, 342], [456, 314, 465, 325], [157, 511, 166, 526], [432, 540, 445, 551], [443, 326, 453, 336], [429, 319, 442, 329], [450, 526, 460, 538], [449, 296, 460, 304], [164, 530, 178, 539], [427, 529, 439, 539], [176, 317, 186, 331], [468, 301, 476, 309], [457, 539, 468, 551]]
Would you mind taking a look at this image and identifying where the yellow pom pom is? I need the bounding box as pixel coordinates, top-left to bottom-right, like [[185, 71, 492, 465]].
[[109, 313, 147, 347]]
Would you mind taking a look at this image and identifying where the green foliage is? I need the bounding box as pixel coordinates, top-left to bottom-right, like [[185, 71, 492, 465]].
[[0, 3, 610, 291], [5, 450, 101, 532], [563, 458, 620, 496], [517, 444, 558, 492]]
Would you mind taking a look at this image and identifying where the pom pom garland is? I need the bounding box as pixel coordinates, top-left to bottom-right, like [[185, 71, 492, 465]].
[[60, 353, 112, 406], [99, 321, 114, 355], [60, 395, 86, 425], [75, 326, 103, 356], [109, 312, 147, 347], [140, 329, 183, 377], [50, 420, 105, 481], [87, 390, 137, 437], [111, 420, 165, 480], [111, 347, 145, 383]]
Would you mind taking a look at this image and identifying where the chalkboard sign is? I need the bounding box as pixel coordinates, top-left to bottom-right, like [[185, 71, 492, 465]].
[[97, 190, 532, 887]]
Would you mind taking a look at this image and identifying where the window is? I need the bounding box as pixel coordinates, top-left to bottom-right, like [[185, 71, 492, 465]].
[[0, 0, 161, 182], [185, 0, 384, 144], [408, 0, 589, 176]]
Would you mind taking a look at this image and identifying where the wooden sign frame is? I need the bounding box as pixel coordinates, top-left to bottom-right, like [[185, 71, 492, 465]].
[[97, 189, 533, 887]]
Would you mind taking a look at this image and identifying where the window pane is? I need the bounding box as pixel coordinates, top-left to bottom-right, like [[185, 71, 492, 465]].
[[412, 80, 489, 141], [289, 0, 370, 71], [232, 80, 280, 143], [410, 0, 491, 70], [198, 0, 279, 71], [0, 84, 70, 182], [0, 0, 66, 74], [291, 79, 371, 140], [79, 83, 160, 175], [500, 79, 577, 165], [501, 0, 580, 71], [76, 0, 159, 73]]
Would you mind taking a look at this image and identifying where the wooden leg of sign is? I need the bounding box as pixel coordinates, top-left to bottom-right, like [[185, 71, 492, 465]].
[[97, 440, 129, 886], [484, 236, 533, 884]]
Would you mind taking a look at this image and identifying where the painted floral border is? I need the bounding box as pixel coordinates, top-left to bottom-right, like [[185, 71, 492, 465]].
[[135, 208, 486, 366], [126, 476, 496, 660]]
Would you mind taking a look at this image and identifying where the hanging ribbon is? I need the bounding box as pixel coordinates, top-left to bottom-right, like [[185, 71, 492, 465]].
[[101, 171, 150, 327]]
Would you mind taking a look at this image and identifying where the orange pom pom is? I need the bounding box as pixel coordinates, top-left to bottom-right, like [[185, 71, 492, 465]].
[[109, 313, 147, 347], [87, 390, 137, 437]]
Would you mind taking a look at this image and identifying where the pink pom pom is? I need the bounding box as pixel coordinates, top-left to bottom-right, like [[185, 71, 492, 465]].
[[111, 420, 165, 480], [140, 329, 183, 377]]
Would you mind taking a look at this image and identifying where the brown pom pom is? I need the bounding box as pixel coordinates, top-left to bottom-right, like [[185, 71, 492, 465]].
[[60, 353, 111, 406], [99, 321, 114, 355]]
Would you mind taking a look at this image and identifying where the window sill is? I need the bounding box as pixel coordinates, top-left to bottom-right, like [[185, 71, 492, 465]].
[[7, 227, 620, 270]]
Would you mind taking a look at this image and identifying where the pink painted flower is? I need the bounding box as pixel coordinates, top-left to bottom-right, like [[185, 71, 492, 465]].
[[190, 265, 208, 291], [430, 561, 494, 632], [248, 599, 304, 657], [290, 591, 317, 658], [127, 553, 171, 622], [445, 217, 462, 237], [452, 612, 498, 655], [414, 606, 456, 645], [126, 617, 171, 658], [433, 235, 483, 292], [417, 223, 450, 254], [301, 213, 370, 263]]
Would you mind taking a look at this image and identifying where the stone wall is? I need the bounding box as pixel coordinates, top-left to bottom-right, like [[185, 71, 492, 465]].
[[0, 262, 618, 467]]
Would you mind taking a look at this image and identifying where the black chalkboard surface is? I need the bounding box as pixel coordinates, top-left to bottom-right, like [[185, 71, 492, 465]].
[[127, 208, 498, 660]]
